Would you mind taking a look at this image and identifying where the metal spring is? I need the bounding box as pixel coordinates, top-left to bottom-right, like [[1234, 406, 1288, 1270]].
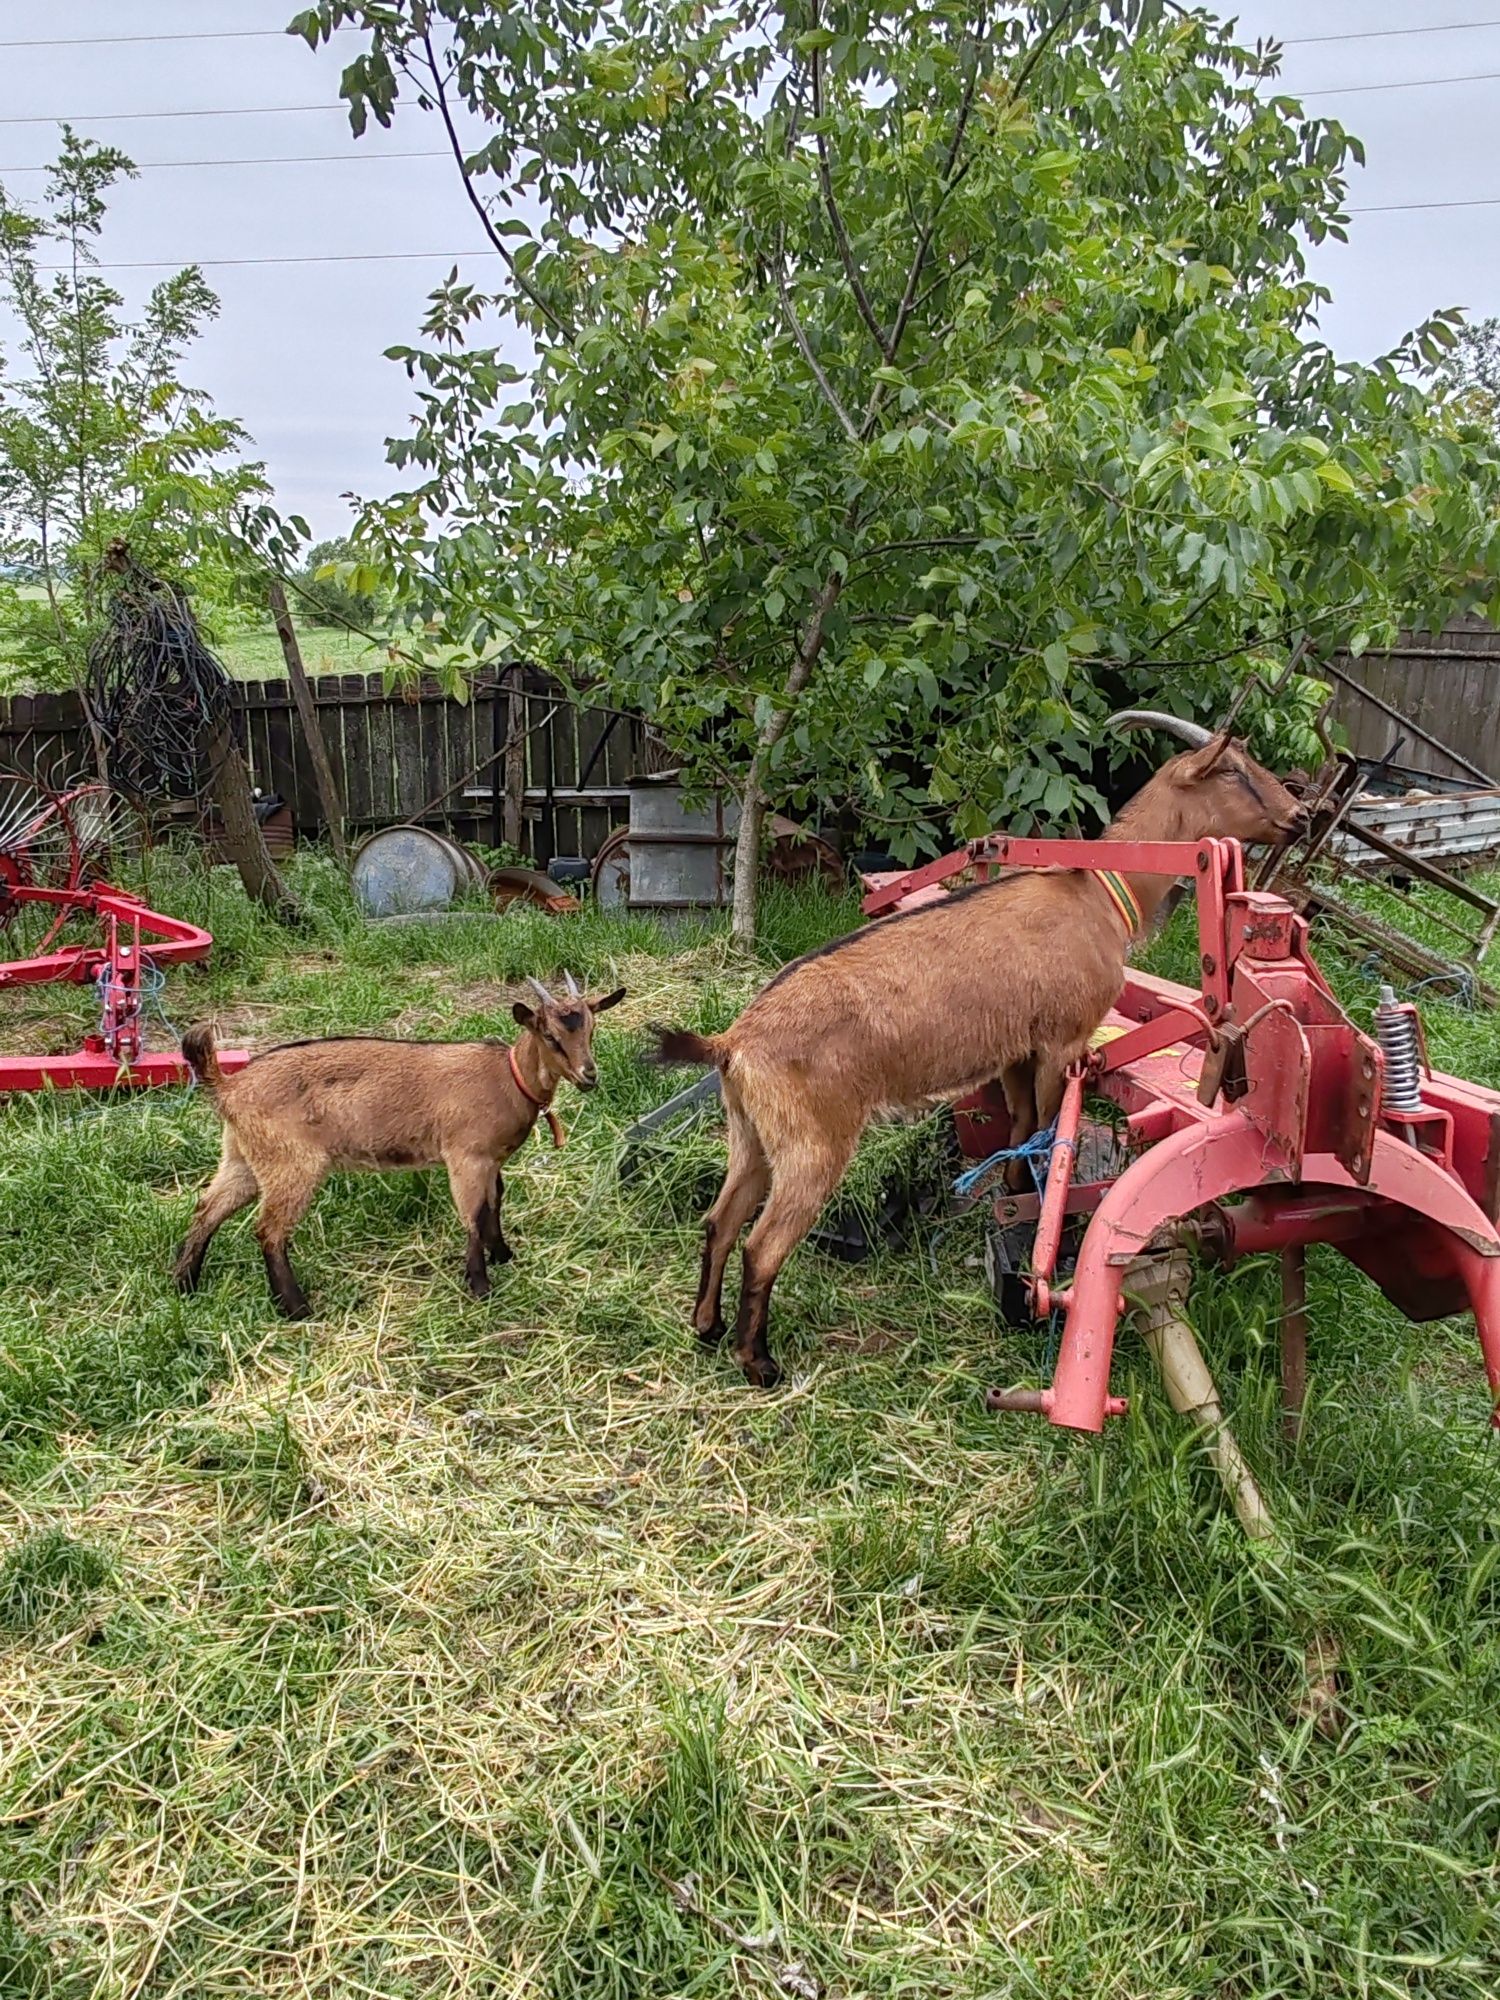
[[1374, 984, 1423, 1114]]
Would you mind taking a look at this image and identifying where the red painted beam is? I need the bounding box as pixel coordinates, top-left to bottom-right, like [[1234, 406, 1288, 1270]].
[[0, 1049, 249, 1095]]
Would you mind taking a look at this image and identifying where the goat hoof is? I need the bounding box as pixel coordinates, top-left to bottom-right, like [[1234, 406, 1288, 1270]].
[[276, 1294, 312, 1322], [173, 1265, 199, 1296], [489, 1241, 514, 1267], [741, 1355, 783, 1391], [695, 1317, 728, 1347], [465, 1272, 492, 1301]]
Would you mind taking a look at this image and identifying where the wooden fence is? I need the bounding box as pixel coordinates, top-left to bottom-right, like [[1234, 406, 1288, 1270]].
[[0, 668, 655, 864], [1327, 618, 1500, 787], [5, 624, 1499, 863]]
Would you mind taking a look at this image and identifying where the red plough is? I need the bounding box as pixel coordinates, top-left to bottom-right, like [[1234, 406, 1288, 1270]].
[[0, 783, 247, 1094], [863, 833, 1500, 1438]]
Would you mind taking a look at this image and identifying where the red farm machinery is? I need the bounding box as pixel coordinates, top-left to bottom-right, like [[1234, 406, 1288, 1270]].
[[0, 779, 246, 1095], [861, 827, 1500, 1525]]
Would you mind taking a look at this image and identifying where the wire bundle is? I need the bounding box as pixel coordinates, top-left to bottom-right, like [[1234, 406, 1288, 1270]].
[[84, 561, 235, 801]]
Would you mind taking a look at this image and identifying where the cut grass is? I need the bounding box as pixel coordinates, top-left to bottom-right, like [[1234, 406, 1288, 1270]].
[[0, 859, 1498, 1995]]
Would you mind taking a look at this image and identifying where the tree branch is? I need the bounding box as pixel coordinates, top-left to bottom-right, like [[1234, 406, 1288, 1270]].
[[418, 27, 575, 342], [774, 228, 860, 444], [876, 21, 984, 378], [810, 40, 886, 353], [1012, 0, 1087, 96]]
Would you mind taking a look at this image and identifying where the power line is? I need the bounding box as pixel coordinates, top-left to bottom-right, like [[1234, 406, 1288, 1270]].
[[1285, 18, 1500, 46], [36, 248, 501, 272], [0, 150, 448, 174], [28, 195, 1500, 274], [1301, 69, 1500, 99], [0, 104, 340, 128], [0, 29, 345, 50], [1348, 195, 1500, 214], [6, 63, 1500, 136], [1, 16, 1497, 53]]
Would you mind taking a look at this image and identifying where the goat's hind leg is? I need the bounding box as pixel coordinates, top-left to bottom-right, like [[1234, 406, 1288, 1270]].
[[733, 1129, 855, 1391], [174, 1133, 259, 1293], [253, 1161, 326, 1319], [693, 1101, 768, 1346]]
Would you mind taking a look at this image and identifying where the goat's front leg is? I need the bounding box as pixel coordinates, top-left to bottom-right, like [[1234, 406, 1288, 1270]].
[[447, 1153, 499, 1298], [486, 1171, 513, 1266], [694, 1109, 769, 1345]]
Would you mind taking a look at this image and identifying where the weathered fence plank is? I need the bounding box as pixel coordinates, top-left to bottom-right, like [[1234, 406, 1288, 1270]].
[[1327, 617, 1500, 784]]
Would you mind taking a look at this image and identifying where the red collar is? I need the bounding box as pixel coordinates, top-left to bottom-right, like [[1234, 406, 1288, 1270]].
[[509, 1042, 565, 1148]]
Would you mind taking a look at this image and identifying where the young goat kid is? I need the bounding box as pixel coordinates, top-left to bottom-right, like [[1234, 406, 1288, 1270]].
[[655, 718, 1304, 1389], [175, 974, 625, 1316]]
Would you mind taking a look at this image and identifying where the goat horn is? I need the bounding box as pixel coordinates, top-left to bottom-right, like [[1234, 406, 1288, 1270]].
[[562, 969, 580, 998], [1104, 708, 1215, 750], [524, 975, 553, 1007]]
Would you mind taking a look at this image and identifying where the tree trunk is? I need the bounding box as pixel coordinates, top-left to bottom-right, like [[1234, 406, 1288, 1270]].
[[203, 708, 300, 922], [268, 575, 346, 862], [729, 779, 769, 941], [503, 667, 526, 852], [729, 571, 843, 943]]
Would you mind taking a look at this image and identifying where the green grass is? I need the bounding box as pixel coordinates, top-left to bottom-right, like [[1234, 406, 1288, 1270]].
[[0, 604, 388, 690], [1, 862, 1498, 1996]]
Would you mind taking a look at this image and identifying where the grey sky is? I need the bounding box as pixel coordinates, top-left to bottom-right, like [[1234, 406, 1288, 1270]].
[[1, 2, 1497, 540]]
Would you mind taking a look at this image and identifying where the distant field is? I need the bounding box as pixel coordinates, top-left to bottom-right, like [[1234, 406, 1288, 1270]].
[[214, 619, 389, 683], [0, 608, 391, 691]]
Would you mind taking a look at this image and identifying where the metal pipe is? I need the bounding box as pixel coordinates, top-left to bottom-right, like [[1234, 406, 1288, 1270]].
[[1029, 1067, 1087, 1314]]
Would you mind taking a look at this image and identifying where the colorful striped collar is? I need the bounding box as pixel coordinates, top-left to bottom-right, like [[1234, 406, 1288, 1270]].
[[1091, 868, 1143, 940]]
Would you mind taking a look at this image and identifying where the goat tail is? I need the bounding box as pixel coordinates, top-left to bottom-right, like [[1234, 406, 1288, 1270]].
[[647, 1025, 725, 1070], [181, 1022, 223, 1093]]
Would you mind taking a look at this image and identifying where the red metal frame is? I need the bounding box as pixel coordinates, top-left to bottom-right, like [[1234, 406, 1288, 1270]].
[[862, 835, 1500, 1434], [0, 880, 248, 1093]]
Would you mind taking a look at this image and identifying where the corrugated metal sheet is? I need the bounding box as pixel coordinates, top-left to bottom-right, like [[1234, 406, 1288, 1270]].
[[1330, 790, 1500, 867]]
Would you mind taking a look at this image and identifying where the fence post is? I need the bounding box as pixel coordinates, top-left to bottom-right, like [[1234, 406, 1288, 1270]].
[[268, 575, 347, 861]]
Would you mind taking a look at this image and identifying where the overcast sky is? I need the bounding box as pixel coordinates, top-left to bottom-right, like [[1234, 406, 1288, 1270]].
[[1, 3, 1497, 539]]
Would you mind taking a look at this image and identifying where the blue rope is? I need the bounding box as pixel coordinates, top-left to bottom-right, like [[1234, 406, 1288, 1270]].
[[944, 1124, 1070, 1351], [90, 956, 195, 1094], [952, 1122, 1067, 1202]]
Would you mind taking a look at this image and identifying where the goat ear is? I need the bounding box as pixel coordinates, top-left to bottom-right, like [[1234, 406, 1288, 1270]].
[[591, 986, 627, 1013], [511, 1001, 535, 1027], [1175, 730, 1233, 781]]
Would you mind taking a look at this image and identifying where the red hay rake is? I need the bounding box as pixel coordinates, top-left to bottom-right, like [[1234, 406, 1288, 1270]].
[[863, 832, 1500, 1452], [0, 780, 247, 1094]]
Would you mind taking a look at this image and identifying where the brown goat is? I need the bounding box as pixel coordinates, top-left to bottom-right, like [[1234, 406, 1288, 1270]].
[[174, 975, 625, 1316], [654, 723, 1304, 1389]]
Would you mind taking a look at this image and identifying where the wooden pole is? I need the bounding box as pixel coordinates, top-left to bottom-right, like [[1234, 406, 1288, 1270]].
[[202, 707, 300, 923], [1280, 1244, 1308, 1445], [267, 575, 346, 863], [1132, 1251, 1277, 1543]]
